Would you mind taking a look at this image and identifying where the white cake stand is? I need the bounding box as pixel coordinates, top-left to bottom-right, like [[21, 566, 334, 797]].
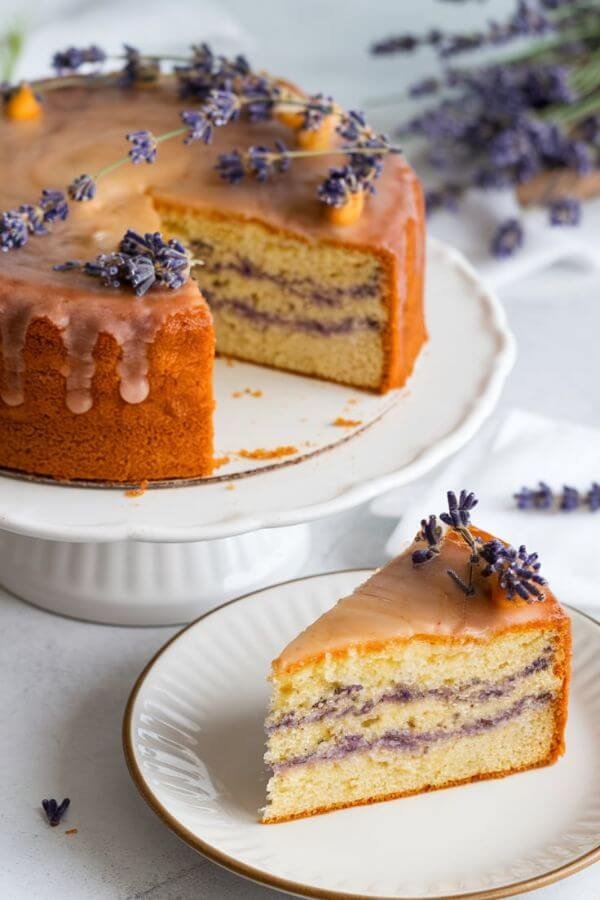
[[0, 240, 515, 625]]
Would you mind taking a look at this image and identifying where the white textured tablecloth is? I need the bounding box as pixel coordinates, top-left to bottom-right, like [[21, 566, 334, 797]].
[[0, 0, 598, 897]]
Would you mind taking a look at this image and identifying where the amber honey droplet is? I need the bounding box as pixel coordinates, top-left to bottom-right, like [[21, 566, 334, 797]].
[[274, 104, 305, 130], [297, 114, 336, 151], [4, 84, 43, 121], [326, 190, 365, 226]]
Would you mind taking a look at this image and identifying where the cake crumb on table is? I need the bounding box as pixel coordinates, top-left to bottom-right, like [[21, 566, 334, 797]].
[[65, 829, 78, 836], [332, 417, 363, 428], [225, 483, 235, 491]]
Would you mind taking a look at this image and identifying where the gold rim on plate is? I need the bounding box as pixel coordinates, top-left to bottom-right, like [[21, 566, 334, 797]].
[[122, 573, 600, 900]]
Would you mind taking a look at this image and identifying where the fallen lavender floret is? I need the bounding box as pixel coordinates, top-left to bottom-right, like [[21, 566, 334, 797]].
[[42, 797, 70, 827]]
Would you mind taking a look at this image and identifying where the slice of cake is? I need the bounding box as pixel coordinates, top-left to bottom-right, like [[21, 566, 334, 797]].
[[262, 491, 571, 823]]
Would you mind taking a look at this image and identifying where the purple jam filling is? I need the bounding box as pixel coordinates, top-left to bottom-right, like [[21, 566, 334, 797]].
[[203, 293, 382, 335], [267, 652, 553, 733], [272, 690, 554, 772], [193, 247, 381, 308]]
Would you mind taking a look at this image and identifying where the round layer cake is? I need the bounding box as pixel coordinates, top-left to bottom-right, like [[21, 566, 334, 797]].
[[0, 75, 426, 484]]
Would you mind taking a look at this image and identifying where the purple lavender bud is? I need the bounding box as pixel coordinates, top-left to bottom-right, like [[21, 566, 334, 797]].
[[482, 539, 545, 601], [337, 110, 368, 142], [19, 189, 69, 235], [563, 140, 593, 175], [559, 485, 580, 511], [181, 109, 213, 144], [424, 183, 462, 215], [491, 219, 523, 259], [514, 487, 535, 510], [534, 482, 553, 509], [549, 196, 581, 226], [409, 77, 441, 98], [586, 483, 600, 512], [40, 189, 69, 224], [216, 150, 245, 183], [509, 0, 551, 38], [0, 211, 28, 251], [126, 130, 158, 164], [579, 117, 599, 144], [412, 515, 442, 567], [42, 798, 70, 827], [247, 141, 290, 181], [68, 174, 96, 202], [371, 34, 420, 55], [475, 169, 510, 190], [52, 45, 106, 74], [412, 548, 435, 566], [301, 94, 334, 132], [317, 166, 361, 208], [440, 490, 478, 528], [121, 45, 160, 87]]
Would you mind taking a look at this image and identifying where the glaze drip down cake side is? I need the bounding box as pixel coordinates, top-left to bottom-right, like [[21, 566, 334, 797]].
[[263, 496, 571, 823], [0, 53, 426, 484]]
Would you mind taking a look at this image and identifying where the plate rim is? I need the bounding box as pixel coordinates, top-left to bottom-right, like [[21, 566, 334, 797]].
[[0, 238, 516, 543], [122, 570, 600, 900]]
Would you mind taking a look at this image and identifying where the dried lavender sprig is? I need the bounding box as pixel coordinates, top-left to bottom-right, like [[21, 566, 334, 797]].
[[370, 0, 574, 61], [515, 481, 600, 511], [216, 142, 402, 202], [52, 45, 106, 74], [53, 230, 198, 297], [480, 540, 546, 601], [42, 797, 70, 827], [367, 2, 599, 259], [440, 490, 478, 528], [0, 189, 68, 252], [412, 514, 443, 565], [411, 488, 546, 601], [514, 480, 554, 509]]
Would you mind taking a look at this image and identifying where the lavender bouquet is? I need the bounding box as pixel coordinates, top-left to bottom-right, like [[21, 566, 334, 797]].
[[370, 0, 600, 257]]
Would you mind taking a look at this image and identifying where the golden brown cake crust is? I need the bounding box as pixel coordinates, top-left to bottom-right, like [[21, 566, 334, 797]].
[[0, 300, 215, 483], [262, 737, 567, 824]]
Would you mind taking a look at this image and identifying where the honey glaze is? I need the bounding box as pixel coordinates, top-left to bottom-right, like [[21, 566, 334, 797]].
[[274, 531, 567, 672], [0, 278, 203, 414]]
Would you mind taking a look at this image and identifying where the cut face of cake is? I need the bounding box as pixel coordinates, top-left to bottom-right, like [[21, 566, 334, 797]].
[[263, 512, 571, 823], [155, 139, 425, 394]]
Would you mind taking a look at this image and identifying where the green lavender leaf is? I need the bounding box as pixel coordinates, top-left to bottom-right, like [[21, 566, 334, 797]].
[[0, 23, 25, 83]]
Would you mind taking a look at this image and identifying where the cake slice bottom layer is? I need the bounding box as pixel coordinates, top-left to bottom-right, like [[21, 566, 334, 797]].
[[263, 701, 557, 822]]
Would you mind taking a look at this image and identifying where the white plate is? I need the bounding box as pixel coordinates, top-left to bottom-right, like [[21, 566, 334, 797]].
[[0, 239, 514, 542], [124, 571, 600, 900]]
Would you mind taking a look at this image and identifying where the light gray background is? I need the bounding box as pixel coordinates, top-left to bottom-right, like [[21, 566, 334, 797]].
[[0, 0, 598, 897]]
